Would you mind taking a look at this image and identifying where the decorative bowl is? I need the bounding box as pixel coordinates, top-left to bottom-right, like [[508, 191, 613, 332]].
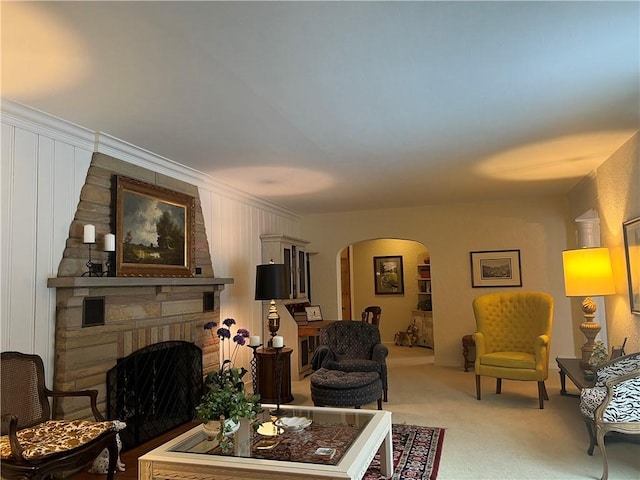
[[275, 416, 312, 432]]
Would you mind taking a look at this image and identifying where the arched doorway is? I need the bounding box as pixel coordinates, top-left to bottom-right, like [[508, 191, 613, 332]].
[[338, 238, 434, 352]]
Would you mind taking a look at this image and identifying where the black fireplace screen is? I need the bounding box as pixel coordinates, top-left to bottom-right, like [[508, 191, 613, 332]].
[[107, 340, 203, 450]]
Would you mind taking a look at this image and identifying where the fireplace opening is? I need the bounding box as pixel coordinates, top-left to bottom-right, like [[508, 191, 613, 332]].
[[107, 341, 203, 450]]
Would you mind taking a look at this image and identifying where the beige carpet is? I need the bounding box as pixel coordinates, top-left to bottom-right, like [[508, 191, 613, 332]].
[[290, 345, 639, 480]]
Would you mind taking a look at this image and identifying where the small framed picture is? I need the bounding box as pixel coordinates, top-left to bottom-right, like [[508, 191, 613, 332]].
[[470, 250, 522, 288], [305, 305, 323, 322], [373, 255, 404, 295]]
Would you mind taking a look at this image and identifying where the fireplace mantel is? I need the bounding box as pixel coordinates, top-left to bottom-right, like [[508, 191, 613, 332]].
[[48, 276, 233, 288]]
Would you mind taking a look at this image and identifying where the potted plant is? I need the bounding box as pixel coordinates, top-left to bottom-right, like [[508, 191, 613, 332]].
[[195, 318, 261, 452]]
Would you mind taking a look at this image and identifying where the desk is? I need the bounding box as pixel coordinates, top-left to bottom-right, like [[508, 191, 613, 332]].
[[556, 357, 594, 396], [297, 321, 336, 378]]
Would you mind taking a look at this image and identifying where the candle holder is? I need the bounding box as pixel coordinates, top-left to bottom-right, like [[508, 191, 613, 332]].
[[82, 243, 103, 277], [248, 344, 262, 396], [103, 251, 116, 277], [270, 345, 286, 417]]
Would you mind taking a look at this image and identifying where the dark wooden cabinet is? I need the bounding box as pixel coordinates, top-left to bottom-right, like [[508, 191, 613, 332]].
[[256, 347, 293, 404]]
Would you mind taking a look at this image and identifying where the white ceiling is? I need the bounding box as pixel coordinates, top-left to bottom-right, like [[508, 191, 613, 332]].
[[3, 1, 639, 214]]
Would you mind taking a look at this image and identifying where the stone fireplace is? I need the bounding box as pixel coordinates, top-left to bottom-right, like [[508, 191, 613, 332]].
[[47, 153, 232, 422]]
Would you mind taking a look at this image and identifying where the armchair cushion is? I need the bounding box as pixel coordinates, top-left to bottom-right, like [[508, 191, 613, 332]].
[[0, 419, 115, 461]]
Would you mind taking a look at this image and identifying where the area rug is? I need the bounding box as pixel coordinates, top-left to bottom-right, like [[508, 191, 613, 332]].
[[363, 424, 445, 480]]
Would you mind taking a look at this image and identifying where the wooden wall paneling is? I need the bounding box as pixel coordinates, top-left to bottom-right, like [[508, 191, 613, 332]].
[[34, 135, 55, 369], [1, 122, 14, 353], [11, 127, 39, 354]]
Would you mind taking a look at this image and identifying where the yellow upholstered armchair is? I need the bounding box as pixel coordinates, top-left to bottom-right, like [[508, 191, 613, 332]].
[[472, 291, 554, 409]]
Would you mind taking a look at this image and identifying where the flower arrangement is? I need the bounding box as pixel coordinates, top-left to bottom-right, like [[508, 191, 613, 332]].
[[589, 340, 609, 368], [195, 318, 261, 452]]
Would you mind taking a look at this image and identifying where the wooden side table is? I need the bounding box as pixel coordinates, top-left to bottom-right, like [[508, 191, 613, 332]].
[[256, 347, 294, 404], [462, 334, 476, 372], [556, 357, 594, 396]]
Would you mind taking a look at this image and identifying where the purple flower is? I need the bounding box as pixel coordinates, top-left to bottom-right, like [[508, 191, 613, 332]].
[[203, 321, 217, 330], [233, 334, 247, 346], [237, 328, 250, 338], [223, 318, 236, 327], [217, 327, 231, 339]]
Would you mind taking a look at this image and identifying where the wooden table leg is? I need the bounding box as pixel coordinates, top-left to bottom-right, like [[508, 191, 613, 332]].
[[138, 459, 152, 480], [559, 368, 567, 395]]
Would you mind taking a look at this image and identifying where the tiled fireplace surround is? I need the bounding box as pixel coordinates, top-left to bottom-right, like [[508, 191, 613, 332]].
[[47, 153, 231, 420]]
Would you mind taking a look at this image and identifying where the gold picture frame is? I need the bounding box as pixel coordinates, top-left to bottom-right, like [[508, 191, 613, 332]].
[[115, 176, 195, 277], [623, 216, 640, 314]]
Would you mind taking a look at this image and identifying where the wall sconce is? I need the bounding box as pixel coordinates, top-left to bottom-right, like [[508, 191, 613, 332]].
[[254, 262, 289, 348], [562, 247, 615, 368]]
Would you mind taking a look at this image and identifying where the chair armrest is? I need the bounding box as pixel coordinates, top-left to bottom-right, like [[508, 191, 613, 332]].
[[535, 334, 550, 366], [595, 370, 640, 423], [45, 387, 104, 421], [372, 344, 388, 363], [3, 414, 25, 461], [473, 332, 486, 358]]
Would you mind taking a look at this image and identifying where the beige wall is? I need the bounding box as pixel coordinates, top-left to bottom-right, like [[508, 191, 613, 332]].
[[301, 197, 574, 367], [351, 239, 428, 346], [567, 132, 640, 354]]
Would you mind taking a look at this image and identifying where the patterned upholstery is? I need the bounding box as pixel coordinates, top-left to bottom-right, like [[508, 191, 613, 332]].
[[472, 291, 553, 409], [310, 369, 382, 409], [579, 352, 640, 480], [312, 320, 389, 401], [0, 420, 115, 461]]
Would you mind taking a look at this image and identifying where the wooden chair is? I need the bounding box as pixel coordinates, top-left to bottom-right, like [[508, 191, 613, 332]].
[[1, 351, 118, 480], [361, 306, 382, 327]]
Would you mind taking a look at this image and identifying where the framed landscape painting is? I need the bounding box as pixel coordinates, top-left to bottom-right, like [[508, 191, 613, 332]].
[[623, 216, 640, 314], [115, 176, 195, 277], [374, 255, 404, 295], [470, 250, 522, 288]]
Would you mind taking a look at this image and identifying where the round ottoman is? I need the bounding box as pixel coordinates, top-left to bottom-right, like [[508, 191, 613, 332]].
[[310, 368, 382, 409]]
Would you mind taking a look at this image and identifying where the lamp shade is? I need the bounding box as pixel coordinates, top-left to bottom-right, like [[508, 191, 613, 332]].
[[255, 263, 289, 300], [562, 247, 615, 297]]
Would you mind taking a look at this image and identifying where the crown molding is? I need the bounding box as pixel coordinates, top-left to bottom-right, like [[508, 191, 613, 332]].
[[1, 99, 95, 150]]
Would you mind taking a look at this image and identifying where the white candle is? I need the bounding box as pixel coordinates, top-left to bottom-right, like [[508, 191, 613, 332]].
[[83, 224, 95, 243], [104, 233, 116, 252], [272, 336, 284, 348], [249, 335, 261, 347]]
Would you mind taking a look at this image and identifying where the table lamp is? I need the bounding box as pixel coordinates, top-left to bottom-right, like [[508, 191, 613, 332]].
[[255, 262, 289, 348], [562, 247, 615, 368]]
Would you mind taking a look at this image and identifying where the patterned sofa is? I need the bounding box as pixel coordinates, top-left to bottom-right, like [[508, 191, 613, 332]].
[[579, 352, 640, 480]]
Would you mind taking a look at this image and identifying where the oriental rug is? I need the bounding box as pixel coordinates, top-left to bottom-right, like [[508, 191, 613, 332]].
[[363, 424, 445, 480]]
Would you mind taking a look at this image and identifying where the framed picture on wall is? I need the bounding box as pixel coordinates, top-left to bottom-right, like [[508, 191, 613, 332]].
[[373, 255, 404, 295], [470, 250, 522, 288], [115, 175, 195, 277], [623, 216, 640, 314]]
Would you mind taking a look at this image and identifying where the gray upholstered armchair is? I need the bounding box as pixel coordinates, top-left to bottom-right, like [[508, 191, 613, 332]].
[[311, 320, 389, 402], [579, 352, 640, 480]]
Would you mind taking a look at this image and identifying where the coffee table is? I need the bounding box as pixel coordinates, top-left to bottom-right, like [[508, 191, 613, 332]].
[[138, 404, 393, 480]]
